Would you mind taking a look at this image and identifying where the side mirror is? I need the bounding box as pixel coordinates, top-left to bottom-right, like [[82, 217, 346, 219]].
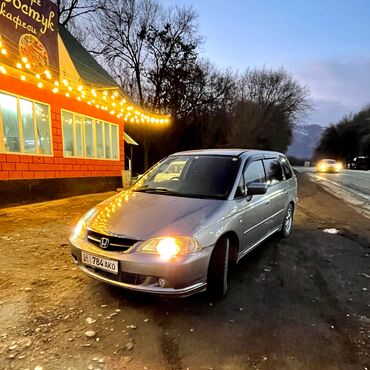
[[247, 182, 268, 196]]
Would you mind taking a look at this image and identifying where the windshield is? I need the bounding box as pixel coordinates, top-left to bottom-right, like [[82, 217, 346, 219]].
[[323, 159, 336, 164], [131, 155, 240, 199]]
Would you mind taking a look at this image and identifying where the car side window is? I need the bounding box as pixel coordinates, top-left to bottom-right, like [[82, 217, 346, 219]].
[[280, 157, 293, 179], [263, 158, 284, 185], [244, 160, 266, 186]]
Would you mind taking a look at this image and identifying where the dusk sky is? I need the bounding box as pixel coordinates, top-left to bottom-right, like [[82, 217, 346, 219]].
[[166, 0, 370, 126]]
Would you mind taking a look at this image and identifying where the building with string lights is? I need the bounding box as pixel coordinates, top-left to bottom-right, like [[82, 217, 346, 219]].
[[0, 0, 169, 206]]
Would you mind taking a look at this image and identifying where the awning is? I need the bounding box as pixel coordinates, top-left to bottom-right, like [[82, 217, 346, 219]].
[[124, 132, 139, 146]]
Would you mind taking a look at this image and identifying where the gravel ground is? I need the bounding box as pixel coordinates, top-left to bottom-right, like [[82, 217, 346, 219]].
[[0, 173, 369, 370]]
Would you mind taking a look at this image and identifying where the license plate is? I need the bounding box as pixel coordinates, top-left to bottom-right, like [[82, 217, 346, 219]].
[[81, 251, 119, 274]]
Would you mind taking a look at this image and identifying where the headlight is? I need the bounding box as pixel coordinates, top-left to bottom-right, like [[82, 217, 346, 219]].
[[71, 207, 96, 239], [335, 162, 343, 170], [136, 236, 201, 260], [318, 163, 327, 171], [73, 218, 86, 239]]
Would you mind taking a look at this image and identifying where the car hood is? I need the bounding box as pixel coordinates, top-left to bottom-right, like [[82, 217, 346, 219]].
[[88, 191, 222, 241]]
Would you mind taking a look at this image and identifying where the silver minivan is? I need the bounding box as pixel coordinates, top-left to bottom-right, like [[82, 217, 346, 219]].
[[70, 149, 297, 298]]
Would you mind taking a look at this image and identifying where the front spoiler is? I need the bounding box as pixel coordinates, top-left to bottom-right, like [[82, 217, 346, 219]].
[[69, 235, 210, 298], [76, 262, 207, 297]]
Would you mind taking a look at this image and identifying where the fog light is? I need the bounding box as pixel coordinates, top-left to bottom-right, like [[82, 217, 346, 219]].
[[158, 278, 167, 288]]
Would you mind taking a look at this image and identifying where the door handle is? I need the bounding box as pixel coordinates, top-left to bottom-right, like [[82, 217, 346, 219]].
[[265, 200, 270, 206]]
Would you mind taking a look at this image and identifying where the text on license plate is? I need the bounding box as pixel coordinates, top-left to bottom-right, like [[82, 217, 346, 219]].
[[81, 252, 119, 274]]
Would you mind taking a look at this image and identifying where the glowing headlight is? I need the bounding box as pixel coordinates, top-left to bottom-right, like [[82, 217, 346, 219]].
[[335, 162, 343, 170], [318, 163, 327, 171], [137, 237, 201, 260]]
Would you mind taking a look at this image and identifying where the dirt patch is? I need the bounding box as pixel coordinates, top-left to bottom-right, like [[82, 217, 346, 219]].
[[0, 180, 369, 370]]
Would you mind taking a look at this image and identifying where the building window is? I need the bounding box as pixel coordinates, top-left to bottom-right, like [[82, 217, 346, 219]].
[[62, 111, 74, 157], [96, 120, 104, 158], [35, 103, 52, 155], [104, 122, 111, 159], [84, 117, 94, 158], [20, 99, 35, 154], [75, 115, 83, 157], [61, 110, 120, 160], [0, 92, 52, 155], [111, 125, 119, 160]]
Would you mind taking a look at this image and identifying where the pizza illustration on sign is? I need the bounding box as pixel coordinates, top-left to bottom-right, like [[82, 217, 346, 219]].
[[19, 34, 49, 73]]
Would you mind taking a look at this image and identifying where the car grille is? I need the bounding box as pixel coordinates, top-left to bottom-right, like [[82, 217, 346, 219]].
[[84, 265, 150, 285], [86, 229, 138, 251]]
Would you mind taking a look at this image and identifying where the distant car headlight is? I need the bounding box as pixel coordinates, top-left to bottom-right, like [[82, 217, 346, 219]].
[[136, 236, 201, 260], [335, 162, 343, 170], [318, 163, 327, 171]]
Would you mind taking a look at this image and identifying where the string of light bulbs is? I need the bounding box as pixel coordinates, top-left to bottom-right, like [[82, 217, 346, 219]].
[[0, 34, 170, 125]]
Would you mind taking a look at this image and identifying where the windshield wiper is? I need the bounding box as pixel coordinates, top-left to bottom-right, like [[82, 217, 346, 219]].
[[133, 188, 224, 199], [133, 187, 179, 195]]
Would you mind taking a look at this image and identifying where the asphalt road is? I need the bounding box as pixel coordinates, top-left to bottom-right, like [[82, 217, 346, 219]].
[[295, 167, 370, 196], [0, 173, 369, 370], [295, 167, 370, 218]]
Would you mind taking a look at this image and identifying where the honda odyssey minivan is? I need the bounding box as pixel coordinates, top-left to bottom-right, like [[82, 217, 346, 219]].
[[70, 149, 297, 298]]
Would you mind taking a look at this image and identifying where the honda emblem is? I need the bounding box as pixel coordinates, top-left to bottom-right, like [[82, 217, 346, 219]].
[[100, 237, 110, 249]]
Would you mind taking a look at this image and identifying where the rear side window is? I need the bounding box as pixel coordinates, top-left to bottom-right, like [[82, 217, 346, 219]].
[[280, 157, 293, 179], [244, 160, 266, 185], [263, 158, 284, 185]]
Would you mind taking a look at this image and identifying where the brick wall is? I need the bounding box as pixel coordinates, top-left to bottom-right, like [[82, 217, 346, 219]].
[[0, 74, 125, 180]]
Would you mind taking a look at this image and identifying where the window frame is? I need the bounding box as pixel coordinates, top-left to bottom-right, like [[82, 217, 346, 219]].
[[243, 159, 267, 186], [0, 90, 53, 157], [61, 109, 120, 161], [263, 157, 285, 186], [279, 155, 293, 180], [234, 158, 267, 199], [234, 174, 246, 199]]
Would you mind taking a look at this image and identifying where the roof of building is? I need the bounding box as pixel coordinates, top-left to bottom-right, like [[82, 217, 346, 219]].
[[124, 132, 139, 146], [58, 25, 118, 89]]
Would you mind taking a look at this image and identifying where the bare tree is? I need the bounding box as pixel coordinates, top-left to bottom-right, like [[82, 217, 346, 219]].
[[60, 1, 311, 169], [145, 6, 200, 110], [228, 68, 312, 152], [315, 105, 370, 161], [90, 0, 205, 168], [54, 0, 104, 27], [92, 0, 160, 106], [240, 68, 311, 124]]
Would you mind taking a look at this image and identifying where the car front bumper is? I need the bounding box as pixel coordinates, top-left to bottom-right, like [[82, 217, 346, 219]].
[[69, 235, 211, 297]]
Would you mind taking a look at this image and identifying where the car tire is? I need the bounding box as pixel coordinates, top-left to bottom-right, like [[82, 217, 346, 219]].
[[207, 236, 229, 299], [278, 203, 294, 238]]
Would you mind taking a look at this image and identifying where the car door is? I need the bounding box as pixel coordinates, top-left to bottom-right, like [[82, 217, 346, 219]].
[[235, 159, 270, 253], [262, 157, 287, 232]]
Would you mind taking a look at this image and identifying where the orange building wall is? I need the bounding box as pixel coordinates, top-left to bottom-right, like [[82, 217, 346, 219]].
[[0, 75, 124, 180]]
